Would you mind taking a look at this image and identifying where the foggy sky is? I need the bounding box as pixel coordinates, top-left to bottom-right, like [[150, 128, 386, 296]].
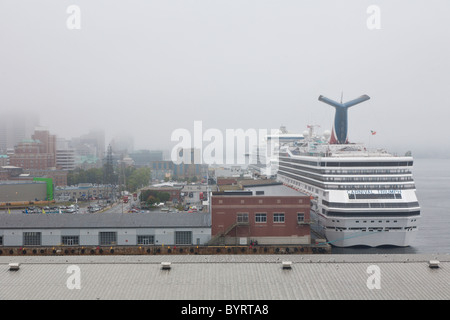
[[1, 0, 449, 158]]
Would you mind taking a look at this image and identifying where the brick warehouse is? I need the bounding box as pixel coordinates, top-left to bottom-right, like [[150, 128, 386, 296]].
[[210, 185, 311, 246]]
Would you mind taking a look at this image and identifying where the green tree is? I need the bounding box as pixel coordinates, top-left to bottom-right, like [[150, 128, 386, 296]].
[[126, 167, 151, 192]]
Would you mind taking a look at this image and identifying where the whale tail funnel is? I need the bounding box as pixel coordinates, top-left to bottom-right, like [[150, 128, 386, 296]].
[[318, 94, 370, 144]]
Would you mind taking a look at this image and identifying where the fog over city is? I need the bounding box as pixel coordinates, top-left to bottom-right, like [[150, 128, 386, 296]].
[[1, 1, 449, 158]]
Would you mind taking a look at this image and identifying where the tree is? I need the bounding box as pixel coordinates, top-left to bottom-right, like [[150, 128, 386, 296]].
[[146, 195, 158, 206], [140, 190, 170, 206], [126, 167, 151, 192]]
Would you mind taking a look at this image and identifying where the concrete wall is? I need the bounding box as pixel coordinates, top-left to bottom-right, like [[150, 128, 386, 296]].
[[0, 182, 47, 202], [0, 227, 211, 247]]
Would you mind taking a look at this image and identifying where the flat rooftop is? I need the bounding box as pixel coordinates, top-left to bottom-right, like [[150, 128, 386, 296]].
[[0, 253, 448, 300], [0, 211, 211, 229], [244, 184, 307, 197], [214, 184, 307, 197]]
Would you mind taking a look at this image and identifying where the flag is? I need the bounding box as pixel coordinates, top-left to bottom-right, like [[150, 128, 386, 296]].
[[371, 130, 376, 135]]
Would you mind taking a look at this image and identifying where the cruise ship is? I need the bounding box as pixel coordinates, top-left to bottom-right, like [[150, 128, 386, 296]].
[[276, 94, 421, 247], [249, 126, 304, 177]]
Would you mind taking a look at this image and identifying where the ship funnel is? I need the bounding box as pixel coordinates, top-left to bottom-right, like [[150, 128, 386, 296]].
[[318, 94, 370, 144]]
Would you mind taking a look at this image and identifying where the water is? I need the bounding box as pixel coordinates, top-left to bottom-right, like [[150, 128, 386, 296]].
[[332, 158, 450, 255]]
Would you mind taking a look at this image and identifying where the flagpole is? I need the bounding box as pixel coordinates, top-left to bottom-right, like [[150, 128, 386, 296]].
[[369, 130, 376, 153]]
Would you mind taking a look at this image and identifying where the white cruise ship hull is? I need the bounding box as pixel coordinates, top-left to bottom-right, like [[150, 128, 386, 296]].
[[312, 210, 420, 247], [324, 228, 418, 247]]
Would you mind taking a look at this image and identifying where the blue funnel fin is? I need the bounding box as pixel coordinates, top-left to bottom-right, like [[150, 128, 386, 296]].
[[318, 95, 343, 109], [318, 94, 370, 144], [343, 95, 370, 108]]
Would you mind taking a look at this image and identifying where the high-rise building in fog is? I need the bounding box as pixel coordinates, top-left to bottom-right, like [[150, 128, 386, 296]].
[[70, 130, 105, 168], [79, 130, 105, 160], [56, 138, 76, 171], [72, 130, 105, 158], [129, 150, 163, 167], [0, 112, 39, 153], [32, 127, 57, 167], [110, 134, 134, 156], [9, 127, 57, 170]]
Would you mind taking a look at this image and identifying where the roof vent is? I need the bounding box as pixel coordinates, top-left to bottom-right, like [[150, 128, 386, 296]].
[[161, 262, 171, 270], [428, 260, 440, 269], [9, 263, 20, 271], [282, 261, 292, 270]]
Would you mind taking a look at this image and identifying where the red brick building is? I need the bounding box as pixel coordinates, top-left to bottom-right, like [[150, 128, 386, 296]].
[[9, 128, 57, 170], [216, 178, 238, 186], [211, 186, 311, 245], [141, 185, 183, 203]]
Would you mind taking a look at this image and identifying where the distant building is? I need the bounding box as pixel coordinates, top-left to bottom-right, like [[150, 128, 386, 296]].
[[181, 184, 210, 206], [0, 165, 67, 187], [0, 111, 39, 153], [171, 148, 208, 180], [141, 185, 183, 203], [216, 178, 238, 186], [129, 150, 163, 167], [214, 166, 243, 178], [31, 127, 57, 167], [0, 180, 48, 203], [55, 184, 115, 201], [9, 139, 55, 170], [118, 155, 135, 167], [56, 138, 76, 171], [151, 161, 174, 181], [0, 155, 8, 166], [71, 130, 105, 168], [23, 169, 68, 187], [110, 134, 134, 156], [150, 160, 208, 181]]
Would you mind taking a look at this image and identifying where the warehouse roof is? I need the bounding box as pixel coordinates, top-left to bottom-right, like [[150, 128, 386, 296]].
[[213, 184, 307, 197], [0, 211, 211, 229], [0, 254, 448, 300]]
